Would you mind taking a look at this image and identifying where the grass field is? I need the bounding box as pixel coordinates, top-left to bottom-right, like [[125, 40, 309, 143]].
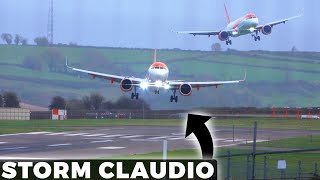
[[1, 118, 320, 134], [108, 148, 320, 179], [1, 45, 320, 108], [254, 135, 320, 149]]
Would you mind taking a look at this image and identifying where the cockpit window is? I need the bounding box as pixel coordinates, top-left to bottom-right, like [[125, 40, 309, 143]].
[[151, 66, 166, 70]]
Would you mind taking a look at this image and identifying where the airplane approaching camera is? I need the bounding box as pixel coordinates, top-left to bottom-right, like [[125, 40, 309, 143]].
[[66, 50, 245, 103], [175, 4, 302, 45]]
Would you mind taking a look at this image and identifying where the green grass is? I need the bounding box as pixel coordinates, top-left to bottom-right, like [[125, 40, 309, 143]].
[[2, 45, 320, 107], [0, 119, 184, 134], [2, 118, 320, 134], [254, 135, 320, 149], [106, 148, 320, 179], [212, 118, 320, 131]]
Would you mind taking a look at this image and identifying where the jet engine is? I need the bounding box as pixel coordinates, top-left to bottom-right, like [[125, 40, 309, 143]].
[[218, 31, 229, 41], [262, 25, 272, 35], [120, 78, 133, 92], [179, 84, 192, 96]]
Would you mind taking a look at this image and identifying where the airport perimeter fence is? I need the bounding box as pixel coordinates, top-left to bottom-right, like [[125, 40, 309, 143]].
[[212, 122, 320, 180], [217, 152, 319, 180], [29, 107, 320, 120]]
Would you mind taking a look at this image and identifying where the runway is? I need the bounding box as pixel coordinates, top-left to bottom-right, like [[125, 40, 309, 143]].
[[0, 126, 318, 159]]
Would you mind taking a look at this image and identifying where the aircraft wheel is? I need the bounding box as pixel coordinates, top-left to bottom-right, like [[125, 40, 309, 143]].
[[175, 96, 178, 103], [170, 96, 173, 102], [229, 40, 232, 45], [131, 93, 135, 99], [257, 36, 260, 41], [136, 93, 139, 100]]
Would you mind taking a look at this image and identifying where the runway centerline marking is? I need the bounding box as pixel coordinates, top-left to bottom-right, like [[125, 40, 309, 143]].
[[48, 143, 71, 147], [91, 140, 113, 143], [25, 132, 51, 135], [46, 132, 69, 136], [0, 147, 27, 151], [102, 134, 126, 138], [120, 135, 145, 139], [148, 136, 168, 140], [97, 147, 126, 150], [64, 133, 89, 137], [83, 134, 106, 137]]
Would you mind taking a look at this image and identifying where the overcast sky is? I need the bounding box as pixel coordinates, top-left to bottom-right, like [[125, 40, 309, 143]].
[[1, 0, 318, 51]]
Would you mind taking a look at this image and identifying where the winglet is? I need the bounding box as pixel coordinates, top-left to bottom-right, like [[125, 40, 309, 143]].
[[153, 49, 157, 63], [65, 56, 72, 69], [241, 70, 247, 82]]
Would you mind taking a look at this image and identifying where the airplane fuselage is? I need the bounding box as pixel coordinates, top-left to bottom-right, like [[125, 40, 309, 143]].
[[226, 13, 259, 37], [143, 61, 170, 91]]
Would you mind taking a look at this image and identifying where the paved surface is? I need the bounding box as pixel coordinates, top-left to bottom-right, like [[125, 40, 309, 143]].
[[0, 126, 319, 159]]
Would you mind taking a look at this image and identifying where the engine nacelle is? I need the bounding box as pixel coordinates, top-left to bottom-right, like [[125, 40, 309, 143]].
[[179, 84, 192, 96], [218, 31, 229, 41], [262, 25, 272, 35], [120, 78, 133, 92]]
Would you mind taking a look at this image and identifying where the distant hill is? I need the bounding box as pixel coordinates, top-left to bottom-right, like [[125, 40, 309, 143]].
[[0, 45, 320, 109]]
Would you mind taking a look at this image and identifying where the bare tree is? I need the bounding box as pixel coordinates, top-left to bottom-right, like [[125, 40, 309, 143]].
[[49, 96, 66, 110], [82, 96, 92, 110], [34, 36, 49, 46], [3, 92, 20, 108], [211, 43, 222, 52], [42, 48, 65, 72], [21, 38, 28, 45], [23, 56, 42, 71], [90, 93, 105, 110], [14, 34, 23, 45], [1, 33, 13, 45], [0, 94, 3, 107]]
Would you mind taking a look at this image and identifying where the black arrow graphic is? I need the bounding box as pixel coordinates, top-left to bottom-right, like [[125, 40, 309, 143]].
[[185, 114, 214, 159]]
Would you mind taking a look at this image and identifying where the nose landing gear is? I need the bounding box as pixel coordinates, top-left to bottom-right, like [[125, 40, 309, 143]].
[[252, 31, 260, 41], [226, 39, 232, 45]]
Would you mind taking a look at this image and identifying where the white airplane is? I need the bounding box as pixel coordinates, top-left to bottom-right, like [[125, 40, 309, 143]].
[[176, 4, 302, 45], [66, 50, 245, 103]]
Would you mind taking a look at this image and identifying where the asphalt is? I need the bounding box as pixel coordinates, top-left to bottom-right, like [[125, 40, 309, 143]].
[[0, 126, 319, 160]]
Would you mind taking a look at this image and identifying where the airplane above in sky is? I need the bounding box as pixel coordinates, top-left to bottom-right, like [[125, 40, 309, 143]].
[[176, 4, 302, 45], [66, 50, 245, 102]]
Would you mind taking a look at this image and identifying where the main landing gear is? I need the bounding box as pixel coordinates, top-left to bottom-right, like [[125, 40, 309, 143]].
[[226, 39, 232, 45], [252, 31, 260, 41], [155, 90, 160, 94], [170, 89, 178, 103], [131, 87, 139, 100]]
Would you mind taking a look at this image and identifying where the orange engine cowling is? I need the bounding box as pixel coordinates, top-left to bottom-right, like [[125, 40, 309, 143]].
[[218, 31, 229, 41], [262, 25, 272, 35], [120, 78, 133, 92], [179, 84, 192, 96]]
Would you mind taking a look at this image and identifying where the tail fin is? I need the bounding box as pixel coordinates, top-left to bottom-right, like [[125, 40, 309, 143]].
[[224, 4, 231, 24], [153, 49, 157, 62]]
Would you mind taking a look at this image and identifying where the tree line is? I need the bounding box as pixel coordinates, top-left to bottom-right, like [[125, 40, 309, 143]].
[[0, 92, 20, 108], [49, 93, 151, 110]]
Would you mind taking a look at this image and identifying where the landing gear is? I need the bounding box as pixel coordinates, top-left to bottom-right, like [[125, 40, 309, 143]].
[[155, 90, 160, 94], [170, 89, 178, 103], [252, 31, 261, 41], [131, 87, 139, 100], [226, 39, 232, 45]]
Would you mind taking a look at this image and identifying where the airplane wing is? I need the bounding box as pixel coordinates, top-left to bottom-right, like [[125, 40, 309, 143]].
[[256, 13, 303, 30], [167, 72, 246, 89], [174, 30, 233, 36], [66, 58, 143, 84]]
